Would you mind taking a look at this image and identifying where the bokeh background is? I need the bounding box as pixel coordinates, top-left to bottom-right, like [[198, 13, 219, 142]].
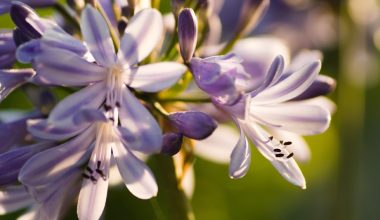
[[1, 0, 380, 219]]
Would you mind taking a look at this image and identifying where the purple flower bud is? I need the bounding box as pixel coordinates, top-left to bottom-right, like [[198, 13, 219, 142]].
[[178, 8, 198, 63], [13, 28, 31, 46], [291, 75, 336, 101], [10, 2, 42, 38], [161, 132, 183, 156], [168, 111, 217, 140]]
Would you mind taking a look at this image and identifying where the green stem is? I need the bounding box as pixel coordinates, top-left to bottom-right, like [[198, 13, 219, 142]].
[[158, 97, 211, 103], [150, 155, 195, 220], [96, 3, 120, 50]]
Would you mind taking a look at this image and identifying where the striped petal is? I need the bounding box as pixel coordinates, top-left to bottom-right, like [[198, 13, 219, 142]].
[[112, 142, 158, 199], [0, 186, 34, 215], [118, 86, 162, 153], [81, 5, 116, 67], [0, 69, 35, 102], [126, 62, 186, 92], [229, 122, 251, 179], [118, 8, 163, 65]]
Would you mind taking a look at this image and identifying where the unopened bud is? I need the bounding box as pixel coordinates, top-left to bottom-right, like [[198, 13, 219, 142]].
[[169, 111, 217, 140], [161, 132, 183, 156], [178, 8, 198, 63], [292, 75, 336, 101]]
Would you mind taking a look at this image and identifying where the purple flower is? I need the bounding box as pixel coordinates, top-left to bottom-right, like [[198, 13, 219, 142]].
[[190, 37, 334, 188], [0, 0, 57, 15], [17, 6, 186, 219], [161, 132, 183, 156]]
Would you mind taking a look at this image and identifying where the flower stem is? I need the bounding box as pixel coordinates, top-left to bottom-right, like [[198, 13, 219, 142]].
[[158, 97, 211, 103], [150, 155, 195, 220]]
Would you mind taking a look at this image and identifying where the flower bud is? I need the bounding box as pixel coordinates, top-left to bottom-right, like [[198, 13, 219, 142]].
[[178, 8, 198, 63], [168, 111, 217, 140], [292, 75, 336, 101], [161, 132, 183, 156]]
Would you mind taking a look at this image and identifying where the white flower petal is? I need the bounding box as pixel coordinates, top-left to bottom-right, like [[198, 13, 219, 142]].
[[118, 9, 163, 65], [81, 6, 116, 67], [249, 102, 331, 135], [193, 124, 239, 164], [126, 62, 186, 92], [252, 61, 321, 105], [118, 86, 162, 153], [113, 142, 158, 199], [77, 148, 111, 220], [241, 121, 306, 189], [229, 123, 251, 179], [0, 186, 34, 215]]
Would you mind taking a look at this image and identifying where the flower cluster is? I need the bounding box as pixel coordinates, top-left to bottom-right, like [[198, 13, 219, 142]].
[[0, 0, 335, 219]]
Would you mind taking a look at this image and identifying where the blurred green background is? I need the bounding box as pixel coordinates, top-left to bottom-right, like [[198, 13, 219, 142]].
[[1, 0, 380, 219]]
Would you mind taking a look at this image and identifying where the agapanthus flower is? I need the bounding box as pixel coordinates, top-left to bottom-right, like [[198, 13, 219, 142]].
[[12, 4, 187, 219]]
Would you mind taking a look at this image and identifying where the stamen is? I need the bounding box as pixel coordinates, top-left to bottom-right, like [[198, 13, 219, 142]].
[[283, 141, 292, 146], [273, 148, 281, 152], [82, 173, 90, 179], [286, 153, 294, 158], [115, 102, 121, 107], [104, 104, 112, 111], [86, 166, 93, 174], [275, 153, 284, 158]]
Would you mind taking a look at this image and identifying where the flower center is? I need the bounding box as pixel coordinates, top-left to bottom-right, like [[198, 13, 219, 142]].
[[105, 65, 126, 109]]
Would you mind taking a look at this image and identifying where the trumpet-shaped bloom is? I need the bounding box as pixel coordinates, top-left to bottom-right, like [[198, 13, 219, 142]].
[[17, 5, 186, 220], [190, 49, 332, 188]]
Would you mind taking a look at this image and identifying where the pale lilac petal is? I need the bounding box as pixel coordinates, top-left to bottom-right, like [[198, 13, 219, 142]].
[[252, 61, 321, 105], [0, 142, 52, 186], [232, 37, 290, 90], [126, 62, 186, 92], [300, 97, 337, 114], [72, 108, 108, 125], [77, 148, 111, 220], [27, 119, 88, 141], [48, 82, 106, 124], [19, 127, 95, 196], [241, 122, 306, 189], [41, 29, 87, 56], [118, 86, 162, 153], [32, 48, 106, 86], [269, 129, 311, 163], [0, 69, 35, 102], [0, 53, 16, 68], [229, 123, 251, 179], [81, 6, 116, 67], [112, 142, 158, 199], [0, 186, 34, 215], [249, 102, 331, 135], [0, 30, 16, 53], [118, 9, 163, 65], [193, 124, 239, 164]]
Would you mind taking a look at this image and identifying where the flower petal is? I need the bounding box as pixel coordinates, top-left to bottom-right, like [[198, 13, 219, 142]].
[[0, 186, 34, 215], [269, 129, 311, 163], [0, 142, 52, 186], [0, 69, 35, 102], [77, 147, 111, 220], [32, 48, 106, 86], [118, 8, 163, 65], [193, 124, 239, 164], [241, 122, 306, 189], [27, 118, 88, 141], [19, 127, 95, 195], [81, 5, 116, 67], [249, 102, 331, 135], [252, 61, 321, 105], [112, 142, 158, 199], [229, 123, 251, 179], [126, 62, 186, 92], [48, 82, 106, 125], [118, 86, 162, 153], [72, 108, 108, 126]]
